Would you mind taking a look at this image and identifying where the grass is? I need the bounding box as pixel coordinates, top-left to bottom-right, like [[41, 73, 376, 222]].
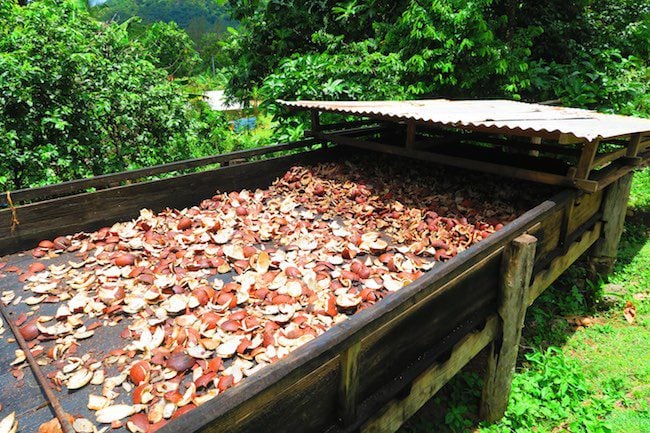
[[629, 167, 650, 211], [402, 166, 650, 433]]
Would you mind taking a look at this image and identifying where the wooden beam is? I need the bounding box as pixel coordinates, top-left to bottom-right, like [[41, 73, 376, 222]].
[[593, 147, 627, 168], [325, 134, 599, 191], [528, 221, 602, 304], [415, 129, 582, 156], [360, 316, 499, 433], [480, 234, 537, 422], [589, 173, 634, 276], [338, 341, 361, 425], [0, 139, 318, 206]]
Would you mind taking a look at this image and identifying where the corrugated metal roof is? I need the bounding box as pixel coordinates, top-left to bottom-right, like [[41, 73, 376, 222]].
[[278, 99, 650, 142]]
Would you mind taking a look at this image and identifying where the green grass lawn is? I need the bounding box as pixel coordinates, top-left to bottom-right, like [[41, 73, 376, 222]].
[[402, 167, 650, 433]]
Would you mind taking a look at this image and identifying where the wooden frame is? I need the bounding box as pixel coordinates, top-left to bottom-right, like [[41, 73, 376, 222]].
[[1, 130, 644, 433]]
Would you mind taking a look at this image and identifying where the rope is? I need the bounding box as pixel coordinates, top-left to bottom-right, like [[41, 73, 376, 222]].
[[6, 191, 20, 232]]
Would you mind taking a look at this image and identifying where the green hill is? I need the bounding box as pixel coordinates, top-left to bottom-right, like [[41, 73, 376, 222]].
[[91, 0, 235, 42]]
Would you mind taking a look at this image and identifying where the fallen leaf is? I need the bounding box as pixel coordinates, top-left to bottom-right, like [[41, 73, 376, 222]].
[[623, 301, 636, 324]]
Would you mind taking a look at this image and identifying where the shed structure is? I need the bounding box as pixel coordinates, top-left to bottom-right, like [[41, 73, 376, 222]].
[[280, 99, 650, 192]]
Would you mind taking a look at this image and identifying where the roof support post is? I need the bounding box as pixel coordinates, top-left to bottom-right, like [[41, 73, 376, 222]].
[[311, 110, 321, 135], [405, 121, 416, 149], [480, 234, 537, 422], [626, 133, 642, 157], [574, 139, 599, 180]]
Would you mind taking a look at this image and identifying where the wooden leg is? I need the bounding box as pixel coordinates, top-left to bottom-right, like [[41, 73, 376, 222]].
[[480, 234, 537, 422], [589, 173, 633, 276]]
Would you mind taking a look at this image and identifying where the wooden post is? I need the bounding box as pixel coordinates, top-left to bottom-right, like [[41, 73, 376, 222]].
[[480, 234, 537, 422], [626, 133, 642, 157], [311, 110, 321, 135], [338, 341, 361, 425], [589, 173, 633, 276], [405, 121, 416, 149]]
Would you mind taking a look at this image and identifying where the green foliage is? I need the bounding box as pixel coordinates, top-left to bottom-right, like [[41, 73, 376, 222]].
[[261, 40, 407, 102], [485, 347, 613, 433], [140, 21, 201, 77], [224, 0, 404, 101], [379, 0, 541, 98], [628, 167, 650, 211], [0, 0, 228, 191], [92, 0, 234, 73], [226, 0, 649, 122]]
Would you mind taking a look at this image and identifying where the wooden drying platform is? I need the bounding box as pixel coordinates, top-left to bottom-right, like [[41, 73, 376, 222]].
[[0, 121, 644, 433]]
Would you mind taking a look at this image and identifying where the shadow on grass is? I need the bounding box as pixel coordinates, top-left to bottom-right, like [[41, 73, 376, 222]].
[[399, 216, 650, 433]]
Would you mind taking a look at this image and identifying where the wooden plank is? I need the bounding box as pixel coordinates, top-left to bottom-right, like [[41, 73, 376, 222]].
[[593, 147, 627, 168], [411, 138, 571, 175], [326, 134, 582, 189], [415, 129, 582, 157], [0, 148, 333, 255], [0, 139, 319, 207], [574, 139, 599, 179], [480, 234, 537, 422], [182, 358, 340, 433], [360, 316, 499, 433], [529, 206, 563, 267], [589, 173, 634, 275], [320, 119, 371, 131], [588, 159, 640, 192], [566, 190, 603, 237], [338, 342, 361, 425], [528, 221, 602, 304]]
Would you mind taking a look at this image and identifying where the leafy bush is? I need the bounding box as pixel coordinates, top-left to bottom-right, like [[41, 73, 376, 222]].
[[227, 0, 649, 121], [0, 0, 228, 191]]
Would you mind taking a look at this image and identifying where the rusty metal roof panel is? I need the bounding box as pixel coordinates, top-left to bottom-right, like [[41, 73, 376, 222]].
[[278, 99, 650, 142]]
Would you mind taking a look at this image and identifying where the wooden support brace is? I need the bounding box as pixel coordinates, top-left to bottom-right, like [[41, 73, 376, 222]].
[[338, 341, 361, 425], [480, 234, 537, 422], [589, 173, 633, 276], [574, 139, 599, 180]]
